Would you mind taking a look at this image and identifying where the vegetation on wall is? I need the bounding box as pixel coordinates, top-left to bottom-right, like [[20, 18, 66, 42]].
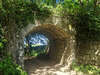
[[61, 0, 100, 40], [1, 0, 99, 35], [0, 56, 27, 75], [0, 23, 27, 75], [0, 24, 7, 57], [35, 0, 100, 40], [0, 0, 51, 29], [72, 62, 100, 75]]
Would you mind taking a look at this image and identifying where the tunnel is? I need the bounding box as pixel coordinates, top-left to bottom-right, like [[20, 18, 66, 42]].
[[23, 24, 70, 74], [24, 24, 69, 62]]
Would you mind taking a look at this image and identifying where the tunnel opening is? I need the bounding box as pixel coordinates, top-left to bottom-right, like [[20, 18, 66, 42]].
[[24, 33, 50, 60], [23, 24, 70, 74]]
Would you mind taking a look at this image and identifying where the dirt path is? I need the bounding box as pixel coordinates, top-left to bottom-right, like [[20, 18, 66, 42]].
[[24, 58, 80, 75]]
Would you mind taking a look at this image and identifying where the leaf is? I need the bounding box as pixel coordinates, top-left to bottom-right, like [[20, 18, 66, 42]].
[[0, 42, 3, 49], [2, 39, 7, 43]]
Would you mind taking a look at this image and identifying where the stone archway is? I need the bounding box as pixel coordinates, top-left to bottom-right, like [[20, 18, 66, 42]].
[[13, 22, 76, 72], [23, 24, 70, 63], [22, 23, 75, 75]]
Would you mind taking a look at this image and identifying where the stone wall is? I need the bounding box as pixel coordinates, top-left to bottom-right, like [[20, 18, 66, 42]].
[[76, 40, 100, 66]]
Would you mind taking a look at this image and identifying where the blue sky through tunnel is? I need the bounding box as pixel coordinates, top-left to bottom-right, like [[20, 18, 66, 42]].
[[24, 33, 49, 56]]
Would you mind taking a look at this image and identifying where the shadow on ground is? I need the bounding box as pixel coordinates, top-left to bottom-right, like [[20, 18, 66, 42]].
[[24, 57, 65, 75]]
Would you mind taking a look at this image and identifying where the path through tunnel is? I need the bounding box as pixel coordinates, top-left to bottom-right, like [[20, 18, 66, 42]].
[[23, 24, 69, 75]]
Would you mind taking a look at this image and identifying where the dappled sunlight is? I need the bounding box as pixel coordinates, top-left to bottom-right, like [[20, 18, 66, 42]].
[[24, 58, 85, 75], [24, 53, 85, 75]]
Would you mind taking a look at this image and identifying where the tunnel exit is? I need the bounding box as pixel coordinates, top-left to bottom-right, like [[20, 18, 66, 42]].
[[24, 33, 49, 59]]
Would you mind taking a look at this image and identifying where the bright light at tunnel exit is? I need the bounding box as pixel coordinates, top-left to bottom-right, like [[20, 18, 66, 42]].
[[24, 33, 49, 56], [24, 33, 49, 46]]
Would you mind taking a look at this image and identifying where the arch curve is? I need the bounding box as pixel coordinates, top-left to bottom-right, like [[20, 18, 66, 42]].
[[24, 24, 70, 62]]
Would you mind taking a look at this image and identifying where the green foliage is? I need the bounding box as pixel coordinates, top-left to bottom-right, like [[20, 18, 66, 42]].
[[24, 43, 47, 57], [0, 56, 27, 75], [56, 0, 100, 33], [0, 0, 51, 28], [41, 0, 56, 6], [0, 38, 7, 50], [53, 4, 63, 16], [0, 24, 7, 54], [72, 62, 100, 75], [0, 24, 26, 74], [0, 23, 26, 75], [55, 0, 100, 40], [25, 49, 46, 57], [30, 50, 38, 56]]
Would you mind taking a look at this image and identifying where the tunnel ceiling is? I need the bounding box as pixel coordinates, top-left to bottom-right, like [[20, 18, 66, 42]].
[[27, 24, 70, 40]]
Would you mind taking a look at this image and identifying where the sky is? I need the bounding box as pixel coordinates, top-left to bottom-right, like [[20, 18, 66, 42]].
[[24, 33, 49, 46]]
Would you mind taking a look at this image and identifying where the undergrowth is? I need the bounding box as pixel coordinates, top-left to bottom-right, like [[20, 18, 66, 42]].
[[72, 62, 100, 75]]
